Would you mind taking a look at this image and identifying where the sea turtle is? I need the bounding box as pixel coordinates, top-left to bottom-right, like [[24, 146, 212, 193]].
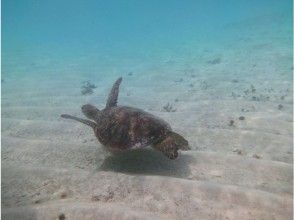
[[61, 77, 190, 159]]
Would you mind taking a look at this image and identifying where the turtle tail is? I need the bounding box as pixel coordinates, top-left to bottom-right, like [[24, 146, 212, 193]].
[[61, 114, 96, 128]]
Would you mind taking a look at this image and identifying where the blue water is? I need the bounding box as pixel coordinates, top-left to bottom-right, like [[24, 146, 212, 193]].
[[2, 0, 292, 79]]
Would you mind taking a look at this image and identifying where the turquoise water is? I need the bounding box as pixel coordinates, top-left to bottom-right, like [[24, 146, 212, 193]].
[[2, 0, 292, 78], [2, 1, 293, 219]]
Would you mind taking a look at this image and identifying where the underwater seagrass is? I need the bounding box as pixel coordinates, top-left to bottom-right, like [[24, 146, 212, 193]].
[[61, 77, 190, 159]]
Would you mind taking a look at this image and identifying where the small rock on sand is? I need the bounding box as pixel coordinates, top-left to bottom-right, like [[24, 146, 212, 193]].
[[58, 213, 65, 220], [233, 148, 244, 155], [252, 154, 262, 159]]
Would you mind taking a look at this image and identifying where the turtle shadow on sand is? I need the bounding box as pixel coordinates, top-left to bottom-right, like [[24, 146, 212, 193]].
[[98, 148, 193, 178]]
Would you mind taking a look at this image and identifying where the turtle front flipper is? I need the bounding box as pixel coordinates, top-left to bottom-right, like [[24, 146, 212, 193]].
[[153, 132, 190, 159], [106, 77, 122, 108], [61, 114, 97, 128]]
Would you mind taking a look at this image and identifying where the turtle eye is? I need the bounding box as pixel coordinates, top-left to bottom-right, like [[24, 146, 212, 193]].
[[81, 105, 90, 111]]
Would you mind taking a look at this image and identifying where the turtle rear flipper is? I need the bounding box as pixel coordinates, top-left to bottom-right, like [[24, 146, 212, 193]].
[[153, 132, 190, 159], [106, 77, 122, 108]]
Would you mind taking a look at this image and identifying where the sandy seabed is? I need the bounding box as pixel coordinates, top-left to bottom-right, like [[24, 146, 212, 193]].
[[2, 18, 293, 220]]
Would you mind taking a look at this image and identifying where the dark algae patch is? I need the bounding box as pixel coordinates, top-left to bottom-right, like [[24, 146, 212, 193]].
[[229, 120, 235, 126], [81, 81, 97, 95], [174, 78, 183, 83], [58, 213, 65, 220], [207, 57, 221, 65], [239, 116, 245, 120], [163, 102, 177, 112]]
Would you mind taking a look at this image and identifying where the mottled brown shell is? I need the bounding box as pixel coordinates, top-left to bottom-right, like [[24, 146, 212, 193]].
[[95, 106, 171, 151]]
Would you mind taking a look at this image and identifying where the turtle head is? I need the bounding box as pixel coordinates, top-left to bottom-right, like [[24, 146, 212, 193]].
[[81, 104, 101, 121]]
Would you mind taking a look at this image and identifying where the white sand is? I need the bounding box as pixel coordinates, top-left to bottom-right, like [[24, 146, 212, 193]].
[[2, 16, 293, 220]]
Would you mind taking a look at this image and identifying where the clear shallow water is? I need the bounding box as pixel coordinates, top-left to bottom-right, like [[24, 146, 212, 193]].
[[2, 0, 292, 78], [1, 1, 293, 219]]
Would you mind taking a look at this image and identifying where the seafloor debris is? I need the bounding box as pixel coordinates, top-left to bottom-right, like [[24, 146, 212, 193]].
[[183, 68, 195, 75], [81, 87, 93, 95], [237, 84, 271, 101], [252, 154, 262, 159], [81, 81, 97, 95], [174, 78, 183, 83], [239, 84, 275, 102], [229, 120, 235, 126], [162, 103, 176, 112], [244, 89, 250, 96], [34, 199, 41, 204], [243, 84, 256, 96], [244, 84, 256, 95], [58, 213, 66, 220], [278, 104, 283, 110], [60, 191, 67, 199], [91, 191, 114, 202], [241, 105, 256, 112], [128, 72, 133, 76], [261, 95, 270, 101], [233, 148, 244, 155], [250, 84, 256, 93], [207, 57, 221, 65], [231, 92, 241, 99], [239, 116, 245, 120], [200, 80, 209, 90]]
